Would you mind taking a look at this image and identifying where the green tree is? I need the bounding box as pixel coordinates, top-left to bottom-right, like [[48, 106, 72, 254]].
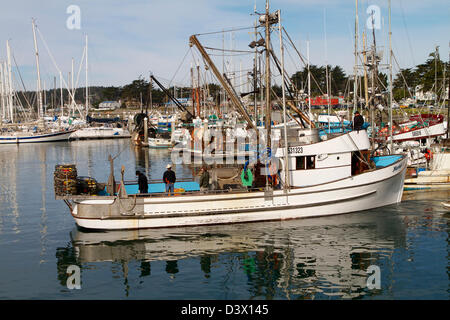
[[291, 64, 348, 97], [393, 68, 416, 100]]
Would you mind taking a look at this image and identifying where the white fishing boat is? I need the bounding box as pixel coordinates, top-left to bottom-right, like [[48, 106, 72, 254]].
[[442, 202, 450, 209], [57, 129, 407, 230], [55, 2, 407, 230]]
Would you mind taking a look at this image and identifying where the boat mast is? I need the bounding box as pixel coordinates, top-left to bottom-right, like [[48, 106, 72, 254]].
[[388, 0, 394, 152], [370, 12, 379, 149], [435, 45, 439, 106], [32, 19, 44, 121], [253, 15, 258, 126], [362, 32, 372, 149], [264, 0, 272, 152], [307, 40, 311, 117], [59, 71, 63, 119], [149, 73, 153, 114], [71, 58, 74, 117], [324, 9, 331, 116], [447, 43, 449, 139], [85, 34, 89, 118], [0, 62, 4, 123], [353, 0, 359, 115], [278, 9, 290, 190], [6, 40, 14, 123]]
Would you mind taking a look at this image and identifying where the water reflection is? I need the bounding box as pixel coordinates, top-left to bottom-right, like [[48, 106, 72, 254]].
[[56, 209, 408, 299], [0, 144, 20, 235]]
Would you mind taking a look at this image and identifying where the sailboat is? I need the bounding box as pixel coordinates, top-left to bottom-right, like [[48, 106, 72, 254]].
[[0, 20, 75, 144], [55, 2, 407, 230]]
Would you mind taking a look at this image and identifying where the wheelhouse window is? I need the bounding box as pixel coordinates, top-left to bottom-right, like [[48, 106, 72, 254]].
[[296, 156, 305, 170], [306, 156, 315, 169], [296, 156, 315, 170]]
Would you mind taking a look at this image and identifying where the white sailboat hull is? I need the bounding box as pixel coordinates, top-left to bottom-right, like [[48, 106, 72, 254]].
[[72, 156, 407, 230], [0, 130, 75, 144]]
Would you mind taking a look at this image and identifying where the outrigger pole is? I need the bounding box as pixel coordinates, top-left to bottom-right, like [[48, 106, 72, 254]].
[[189, 34, 257, 131], [150, 74, 193, 120]]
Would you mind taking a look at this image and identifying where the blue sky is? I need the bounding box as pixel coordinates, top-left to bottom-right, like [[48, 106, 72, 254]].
[[0, 0, 448, 91]]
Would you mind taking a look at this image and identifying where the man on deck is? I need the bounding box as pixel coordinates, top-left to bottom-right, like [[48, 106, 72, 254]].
[[353, 111, 365, 131], [199, 166, 210, 193], [136, 170, 148, 194], [163, 164, 176, 195]]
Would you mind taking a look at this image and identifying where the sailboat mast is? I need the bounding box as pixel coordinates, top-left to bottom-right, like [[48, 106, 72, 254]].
[[71, 57, 74, 117], [0, 63, 4, 122], [6, 40, 14, 123], [85, 34, 89, 118], [60, 72, 63, 118], [32, 19, 43, 120]]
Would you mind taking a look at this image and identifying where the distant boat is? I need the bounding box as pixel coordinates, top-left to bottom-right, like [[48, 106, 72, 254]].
[[404, 150, 450, 190], [70, 126, 131, 140], [148, 134, 173, 149], [0, 128, 75, 144], [442, 202, 450, 209], [378, 114, 446, 143]]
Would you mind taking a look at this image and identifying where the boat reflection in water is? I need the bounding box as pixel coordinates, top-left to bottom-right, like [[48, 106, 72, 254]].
[[57, 208, 407, 299]]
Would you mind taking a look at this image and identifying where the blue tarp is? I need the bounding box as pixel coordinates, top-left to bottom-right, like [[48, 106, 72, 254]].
[[372, 155, 402, 168], [125, 181, 200, 195], [98, 181, 200, 196]]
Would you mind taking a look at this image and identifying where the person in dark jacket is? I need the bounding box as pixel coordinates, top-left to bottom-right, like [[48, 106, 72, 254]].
[[353, 111, 364, 131], [136, 170, 148, 194], [163, 164, 176, 195], [199, 167, 210, 192]]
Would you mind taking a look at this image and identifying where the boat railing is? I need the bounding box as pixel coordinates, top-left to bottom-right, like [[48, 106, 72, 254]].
[[133, 186, 274, 198]]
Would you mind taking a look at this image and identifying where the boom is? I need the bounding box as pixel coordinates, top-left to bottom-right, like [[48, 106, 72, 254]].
[[150, 75, 193, 119], [189, 35, 256, 131]]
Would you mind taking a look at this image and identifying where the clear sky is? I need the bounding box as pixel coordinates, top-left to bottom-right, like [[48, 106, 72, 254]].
[[0, 0, 448, 91]]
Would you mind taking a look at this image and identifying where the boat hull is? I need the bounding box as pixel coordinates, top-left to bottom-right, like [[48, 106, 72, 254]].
[[70, 128, 131, 140], [0, 130, 75, 144], [148, 138, 173, 149], [71, 156, 407, 230], [392, 122, 445, 142]]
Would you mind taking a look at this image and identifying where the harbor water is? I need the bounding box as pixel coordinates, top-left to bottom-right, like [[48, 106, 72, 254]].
[[0, 140, 448, 299]]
